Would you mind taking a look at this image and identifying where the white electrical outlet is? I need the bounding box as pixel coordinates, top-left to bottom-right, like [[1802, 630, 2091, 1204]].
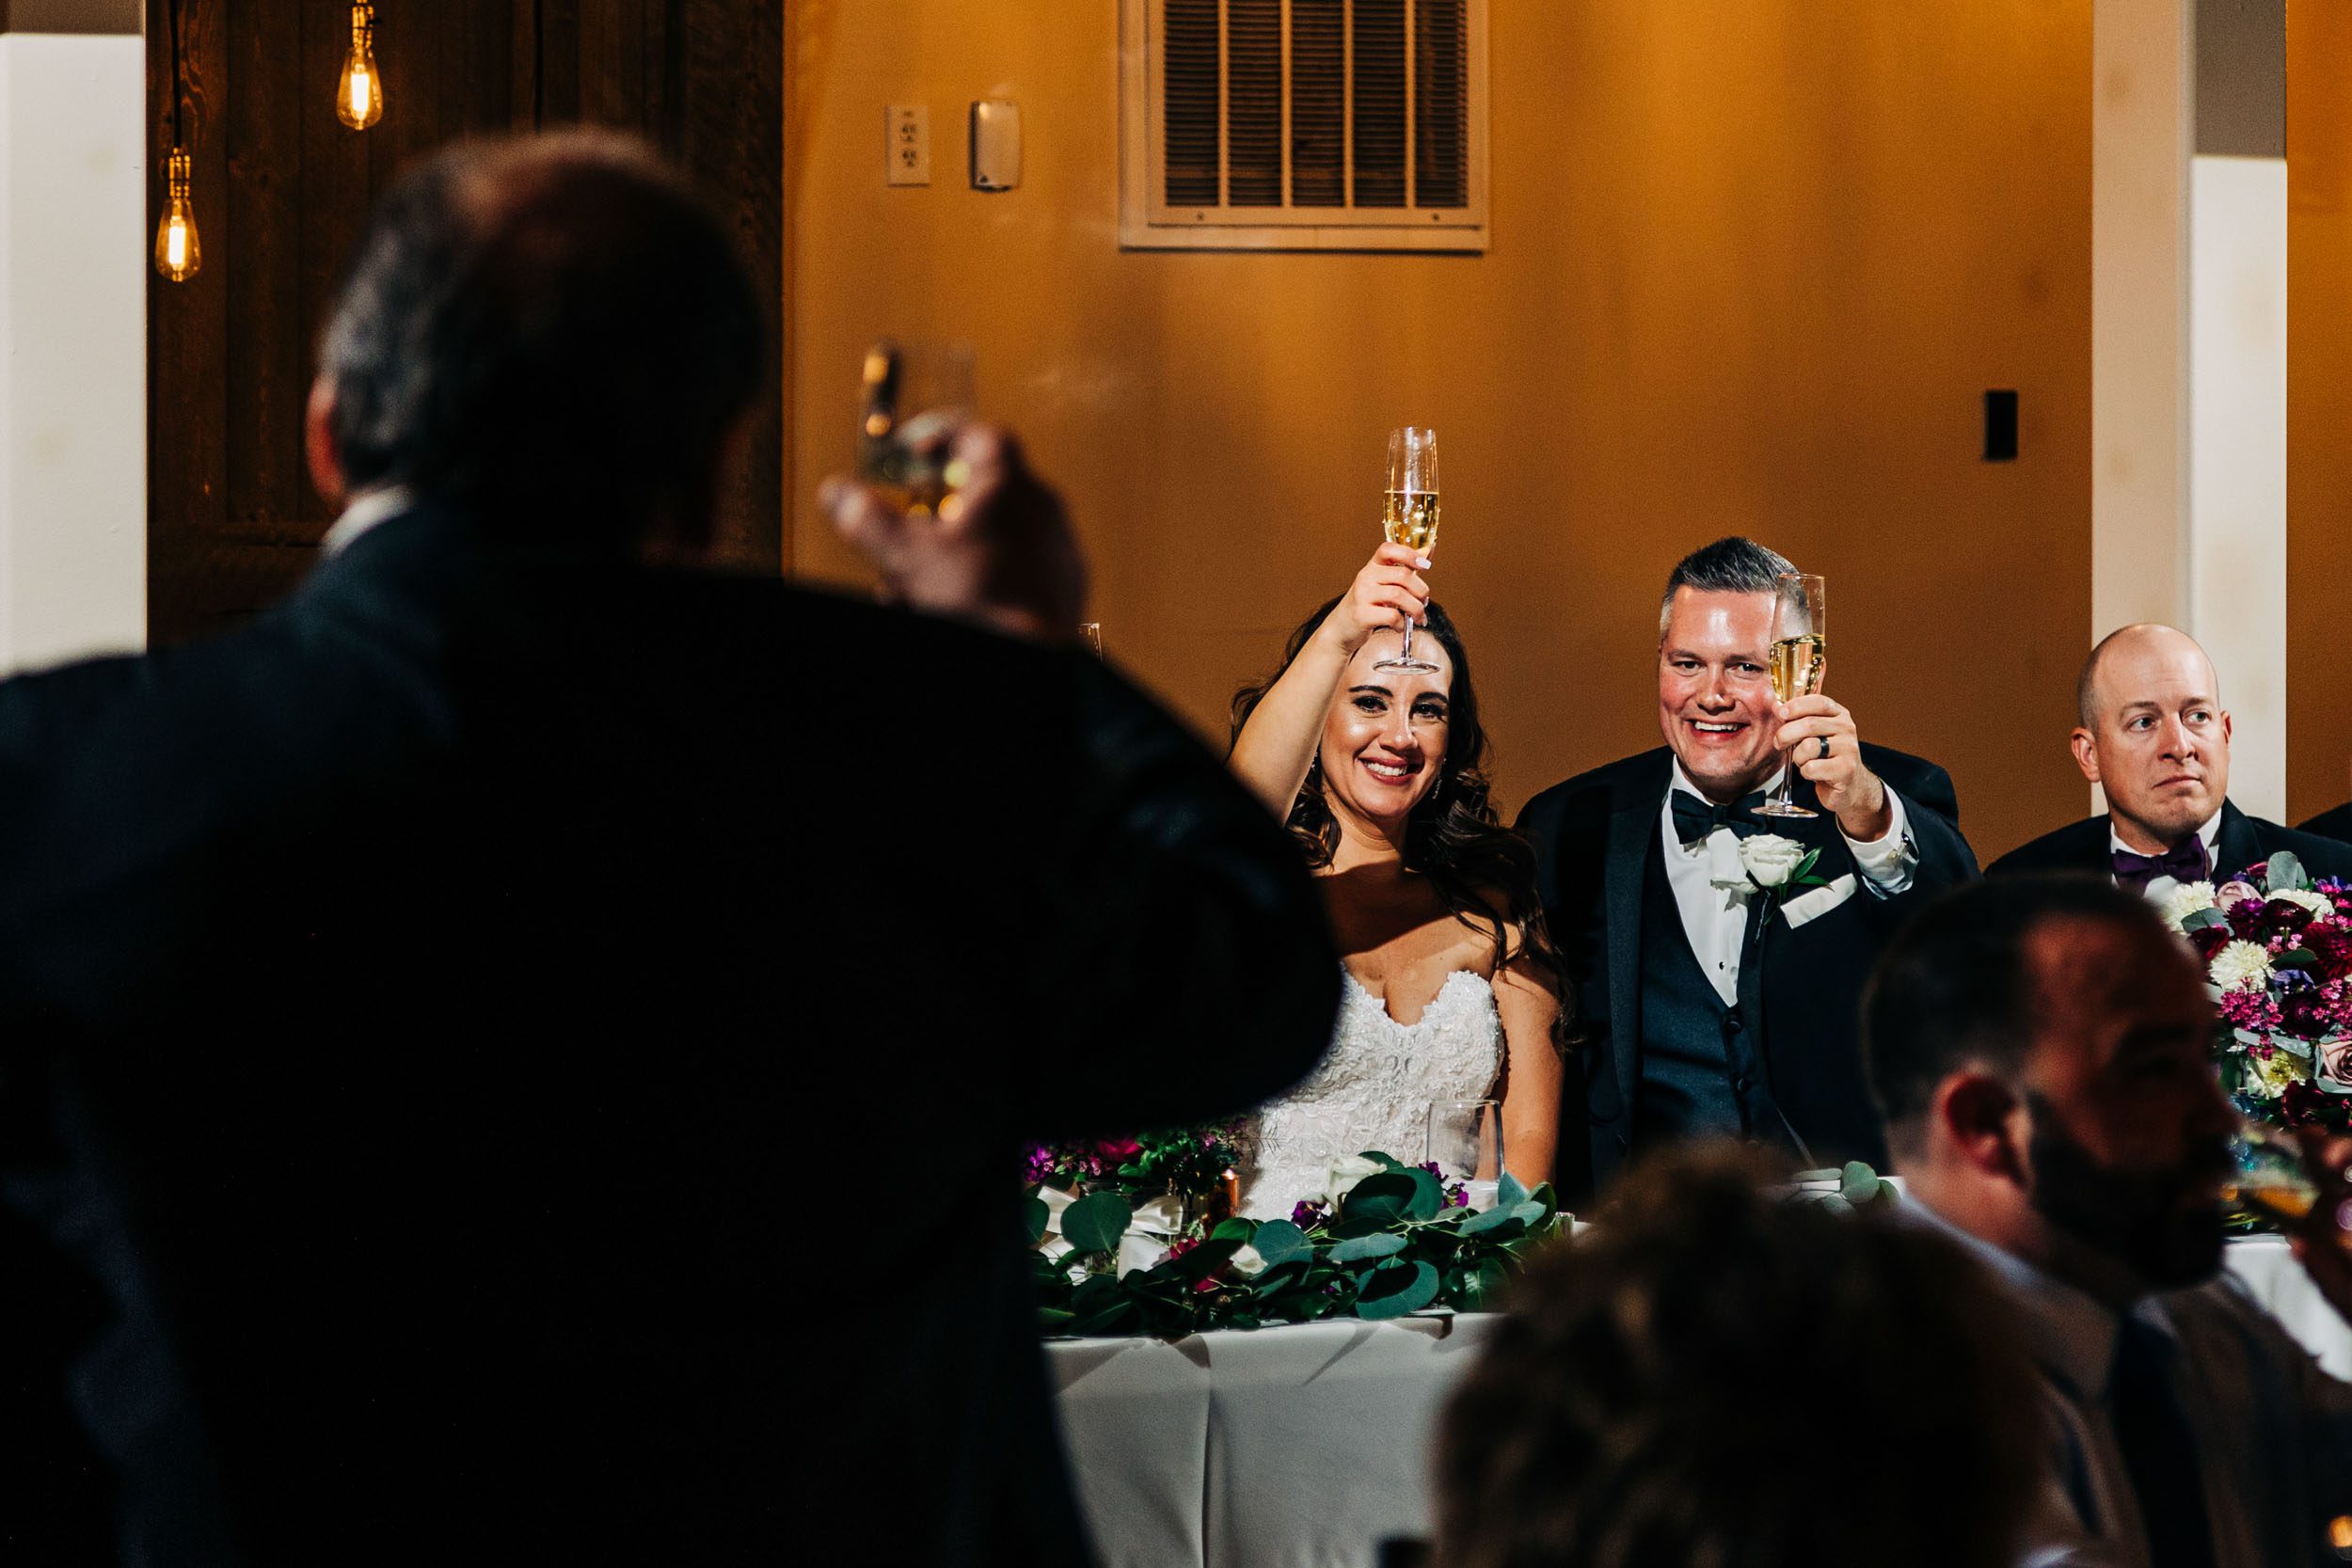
[[886, 104, 930, 187]]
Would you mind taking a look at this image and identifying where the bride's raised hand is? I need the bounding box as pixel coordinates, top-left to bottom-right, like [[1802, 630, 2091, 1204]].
[[1320, 543, 1430, 656]]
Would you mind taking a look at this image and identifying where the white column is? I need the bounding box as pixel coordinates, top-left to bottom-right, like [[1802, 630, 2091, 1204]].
[[2189, 153, 2286, 818], [2092, 0, 2287, 819], [2091, 0, 2191, 651], [0, 27, 147, 675]]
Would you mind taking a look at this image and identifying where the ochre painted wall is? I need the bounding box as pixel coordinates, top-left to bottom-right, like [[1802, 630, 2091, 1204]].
[[2289, 0, 2352, 825], [787, 3, 2091, 862]]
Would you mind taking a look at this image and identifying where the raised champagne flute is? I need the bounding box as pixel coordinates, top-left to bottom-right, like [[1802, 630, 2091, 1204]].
[[857, 339, 975, 516], [1756, 571, 1827, 819], [1374, 427, 1440, 674]]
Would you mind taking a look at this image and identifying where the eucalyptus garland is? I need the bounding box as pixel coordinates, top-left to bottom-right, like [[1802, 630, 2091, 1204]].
[[1031, 1153, 1569, 1338]]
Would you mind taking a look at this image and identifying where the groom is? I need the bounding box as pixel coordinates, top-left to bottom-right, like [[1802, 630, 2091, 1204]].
[[1518, 538, 1977, 1200]]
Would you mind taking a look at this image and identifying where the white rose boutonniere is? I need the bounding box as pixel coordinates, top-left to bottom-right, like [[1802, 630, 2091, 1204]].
[[1729, 832, 1831, 922], [1737, 833, 1812, 889]]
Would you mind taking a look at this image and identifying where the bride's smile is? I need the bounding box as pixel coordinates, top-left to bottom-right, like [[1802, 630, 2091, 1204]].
[[1320, 639, 1453, 831]]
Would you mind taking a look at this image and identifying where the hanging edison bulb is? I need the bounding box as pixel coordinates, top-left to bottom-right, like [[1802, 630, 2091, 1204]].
[[337, 3, 384, 130], [153, 148, 200, 282]]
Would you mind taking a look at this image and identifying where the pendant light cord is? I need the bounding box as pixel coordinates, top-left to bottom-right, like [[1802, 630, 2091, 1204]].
[[166, 0, 185, 149]]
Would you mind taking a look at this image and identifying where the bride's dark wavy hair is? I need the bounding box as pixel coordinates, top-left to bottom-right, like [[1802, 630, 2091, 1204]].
[[1231, 597, 1573, 1049]]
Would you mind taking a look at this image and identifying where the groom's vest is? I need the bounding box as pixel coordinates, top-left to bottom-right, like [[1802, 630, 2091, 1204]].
[[1633, 831, 1784, 1145]]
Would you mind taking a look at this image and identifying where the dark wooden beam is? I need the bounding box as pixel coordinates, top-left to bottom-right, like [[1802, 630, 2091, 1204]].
[[1, 0, 142, 32]]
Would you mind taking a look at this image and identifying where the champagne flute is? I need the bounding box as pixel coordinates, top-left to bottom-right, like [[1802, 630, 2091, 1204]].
[[1756, 571, 1827, 819], [857, 339, 975, 516], [1374, 427, 1441, 674]]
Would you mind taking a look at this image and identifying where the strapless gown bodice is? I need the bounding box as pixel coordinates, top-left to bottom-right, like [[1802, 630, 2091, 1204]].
[[1239, 967, 1502, 1220]]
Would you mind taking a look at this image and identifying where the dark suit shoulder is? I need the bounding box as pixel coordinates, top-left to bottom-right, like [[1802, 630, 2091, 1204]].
[[1518, 749, 1672, 828], [1857, 744, 1956, 815], [2297, 801, 2352, 847], [1986, 816, 2113, 878], [2241, 815, 2352, 884]]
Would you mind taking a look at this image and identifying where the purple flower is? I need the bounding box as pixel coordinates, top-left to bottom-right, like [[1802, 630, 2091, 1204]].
[[1290, 1198, 1330, 1229]]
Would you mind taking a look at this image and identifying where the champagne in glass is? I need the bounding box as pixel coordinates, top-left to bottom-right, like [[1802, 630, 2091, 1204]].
[[2225, 1116, 2334, 1230], [1384, 489, 1441, 555], [1769, 632, 1826, 703], [858, 340, 975, 515], [1375, 427, 1441, 674], [1755, 572, 1827, 819]]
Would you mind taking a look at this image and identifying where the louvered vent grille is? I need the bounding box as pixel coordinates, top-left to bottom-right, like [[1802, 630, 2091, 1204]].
[[1291, 0, 1345, 207], [1128, 0, 1485, 247], [1415, 0, 1469, 207], [1164, 0, 1222, 206], [1351, 0, 1406, 207]]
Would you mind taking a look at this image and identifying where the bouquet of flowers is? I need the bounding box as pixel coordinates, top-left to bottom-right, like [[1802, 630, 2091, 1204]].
[[1024, 1122, 1244, 1213], [2151, 851, 2352, 1134]]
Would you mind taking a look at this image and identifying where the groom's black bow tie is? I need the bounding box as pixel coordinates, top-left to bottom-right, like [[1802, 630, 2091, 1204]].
[[1671, 788, 1770, 849]]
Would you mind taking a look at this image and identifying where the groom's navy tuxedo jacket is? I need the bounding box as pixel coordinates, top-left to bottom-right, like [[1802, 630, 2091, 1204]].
[[0, 502, 1338, 1566], [1517, 745, 1976, 1202], [1987, 798, 2352, 885]]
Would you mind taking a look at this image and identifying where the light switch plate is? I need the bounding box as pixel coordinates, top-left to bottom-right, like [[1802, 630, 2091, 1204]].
[[886, 104, 930, 186], [970, 100, 1021, 191]]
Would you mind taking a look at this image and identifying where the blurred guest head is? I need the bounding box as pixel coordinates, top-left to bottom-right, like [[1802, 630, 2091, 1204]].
[[1434, 1143, 2042, 1568], [307, 131, 765, 556], [1865, 874, 2236, 1306], [2071, 625, 2232, 853], [1654, 536, 1798, 804]]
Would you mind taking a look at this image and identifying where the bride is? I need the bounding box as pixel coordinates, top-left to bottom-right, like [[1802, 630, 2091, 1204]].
[[1229, 543, 1566, 1218]]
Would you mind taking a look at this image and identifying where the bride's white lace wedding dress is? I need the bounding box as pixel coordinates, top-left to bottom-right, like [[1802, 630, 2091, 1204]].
[[1239, 967, 1502, 1220]]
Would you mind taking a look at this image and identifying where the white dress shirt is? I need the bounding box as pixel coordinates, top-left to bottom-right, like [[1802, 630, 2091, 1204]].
[[2106, 809, 2224, 885], [1659, 760, 1917, 1005], [320, 485, 417, 557], [1912, 1199, 2352, 1568]]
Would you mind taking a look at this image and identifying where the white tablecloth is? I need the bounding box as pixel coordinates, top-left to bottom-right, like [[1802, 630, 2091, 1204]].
[[1049, 1241, 2352, 1568], [1048, 1314, 1497, 1568], [2224, 1233, 2352, 1378]]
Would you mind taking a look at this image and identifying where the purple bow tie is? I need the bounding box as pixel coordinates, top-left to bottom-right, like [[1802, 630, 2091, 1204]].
[[2112, 837, 2211, 893]]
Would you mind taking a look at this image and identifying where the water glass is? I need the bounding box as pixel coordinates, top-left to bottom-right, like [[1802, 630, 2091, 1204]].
[[1427, 1098, 1502, 1209]]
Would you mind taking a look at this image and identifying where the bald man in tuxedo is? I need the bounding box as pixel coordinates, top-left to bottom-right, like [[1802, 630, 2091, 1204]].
[[1989, 625, 2352, 887]]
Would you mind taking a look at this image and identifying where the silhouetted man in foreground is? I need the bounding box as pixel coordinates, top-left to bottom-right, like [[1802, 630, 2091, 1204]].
[[0, 134, 1337, 1564]]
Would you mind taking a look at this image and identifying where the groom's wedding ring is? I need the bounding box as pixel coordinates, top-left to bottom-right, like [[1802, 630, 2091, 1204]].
[[1816, 736, 1831, 761]]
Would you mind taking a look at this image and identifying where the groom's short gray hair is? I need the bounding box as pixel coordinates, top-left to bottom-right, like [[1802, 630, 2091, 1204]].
[[1658, 536, 1799, 637]]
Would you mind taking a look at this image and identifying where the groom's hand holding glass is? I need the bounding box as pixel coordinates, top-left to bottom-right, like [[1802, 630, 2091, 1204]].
[[1772, 694, 1895, 843]]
